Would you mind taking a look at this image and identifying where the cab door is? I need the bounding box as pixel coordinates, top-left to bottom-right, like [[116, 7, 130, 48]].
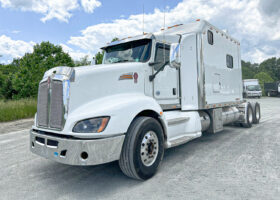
[[153, 43, 180, 109]]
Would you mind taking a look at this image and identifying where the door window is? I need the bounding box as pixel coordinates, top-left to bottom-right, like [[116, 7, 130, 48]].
[[154, 43, 170, 71]]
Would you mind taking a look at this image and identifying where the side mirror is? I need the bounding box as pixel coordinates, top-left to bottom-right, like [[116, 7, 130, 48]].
[[169, 43, 181, 68]]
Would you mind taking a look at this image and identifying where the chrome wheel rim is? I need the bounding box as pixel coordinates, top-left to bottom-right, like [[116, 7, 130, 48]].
[[248, 108, 253, 123], [140, 131, 159, 167]]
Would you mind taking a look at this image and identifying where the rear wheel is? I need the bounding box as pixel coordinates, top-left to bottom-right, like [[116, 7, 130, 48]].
[[119, 116, 164, 180], [243, 103, 253, 128], [253, 102, 261, 124]]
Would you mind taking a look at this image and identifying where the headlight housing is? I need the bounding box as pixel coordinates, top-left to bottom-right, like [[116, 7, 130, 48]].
[[73, 117, 110, 133]]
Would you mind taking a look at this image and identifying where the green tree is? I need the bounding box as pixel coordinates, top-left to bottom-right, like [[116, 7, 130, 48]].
[[111, 37, 119, 42], [0, 71, 4, 98], [241, 60, 258, 79], [254, 72, 274, 95], [93, 37, 119, 65], [11, 41, 74, 99], [75, 55, 91, 66], [94, 51, 104, 64], [258, 57, 279, 81]]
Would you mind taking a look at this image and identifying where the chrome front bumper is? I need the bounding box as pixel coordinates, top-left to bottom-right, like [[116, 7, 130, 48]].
[[247, 93, 262, 97], [30, 130, 125, 166]]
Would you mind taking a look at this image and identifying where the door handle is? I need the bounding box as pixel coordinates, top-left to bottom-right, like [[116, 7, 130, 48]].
[[173, 88, 176, 95]]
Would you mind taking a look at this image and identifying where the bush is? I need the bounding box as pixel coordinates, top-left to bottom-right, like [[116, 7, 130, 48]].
[[0, 98, 37, 122]]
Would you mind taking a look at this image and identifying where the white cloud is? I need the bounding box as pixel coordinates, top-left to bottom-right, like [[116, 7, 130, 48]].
[[0, 35, 91, 64], [60, 43, 92, 61], [0, 0, 101, 22], [11, 30, 20, 34], [68, 0, 280, 63], [81, 0, 101, 13], [0, 35, 35, 64]]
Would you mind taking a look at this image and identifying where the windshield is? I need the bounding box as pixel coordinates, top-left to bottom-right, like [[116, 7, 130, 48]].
[[103, 39, 152, 64], [247, 85, 261, 91]]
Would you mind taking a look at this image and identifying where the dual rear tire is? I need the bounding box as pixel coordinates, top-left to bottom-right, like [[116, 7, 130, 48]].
[[243, 102, 261, 128]]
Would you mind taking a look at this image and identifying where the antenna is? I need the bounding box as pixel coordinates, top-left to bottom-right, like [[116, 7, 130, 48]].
[[142, 4, 144, 34], [163, 2, 166, 63]]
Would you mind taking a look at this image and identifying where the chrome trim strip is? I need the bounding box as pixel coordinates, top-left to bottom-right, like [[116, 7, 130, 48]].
[[167, 117, 190, 126], [160, 104, 181, 110], [196, 33, 205, 109]]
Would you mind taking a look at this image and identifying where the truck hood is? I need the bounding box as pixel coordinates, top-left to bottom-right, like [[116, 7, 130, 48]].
[[68, 63, 145, 114]]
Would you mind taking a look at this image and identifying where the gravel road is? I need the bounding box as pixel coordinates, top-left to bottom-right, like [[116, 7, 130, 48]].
[[0, 97, 279, 200]]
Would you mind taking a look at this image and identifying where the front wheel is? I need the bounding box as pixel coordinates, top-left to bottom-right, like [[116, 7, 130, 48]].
[[119, 117, 164, 180]]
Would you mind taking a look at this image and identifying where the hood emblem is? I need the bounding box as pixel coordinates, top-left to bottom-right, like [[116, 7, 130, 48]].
[[47, 76, 51, 88], [119, 72, 139, 84], [134, 72, 138, 83], [119, 73, 133, 80]]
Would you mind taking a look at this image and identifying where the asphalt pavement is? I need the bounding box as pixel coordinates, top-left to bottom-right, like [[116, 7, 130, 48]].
[[0, 97, 279, 200]]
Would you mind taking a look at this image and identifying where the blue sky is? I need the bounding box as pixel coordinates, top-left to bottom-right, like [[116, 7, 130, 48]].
[[0, 0, 179, 43], [0, 0, 279, 64]]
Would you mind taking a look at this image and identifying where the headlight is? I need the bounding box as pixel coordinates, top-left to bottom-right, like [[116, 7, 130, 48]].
[[73, 117, 110, 133]]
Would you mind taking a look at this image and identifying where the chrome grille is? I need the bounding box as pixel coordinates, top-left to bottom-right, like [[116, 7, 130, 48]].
[[37, 79, 64, 130], [50, 80, 64, 129], [37, 81, 49, 127]]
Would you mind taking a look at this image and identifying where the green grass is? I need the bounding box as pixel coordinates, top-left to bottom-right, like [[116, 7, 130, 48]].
[[0, 98, 37, 122]]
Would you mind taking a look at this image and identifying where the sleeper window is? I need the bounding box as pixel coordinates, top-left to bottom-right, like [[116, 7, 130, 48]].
[[226, 55, 233, 68], [208, 30, 214, 45]]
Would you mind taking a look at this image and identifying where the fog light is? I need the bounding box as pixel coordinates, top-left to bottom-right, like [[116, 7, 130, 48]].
[[81, 152, 88, 160]]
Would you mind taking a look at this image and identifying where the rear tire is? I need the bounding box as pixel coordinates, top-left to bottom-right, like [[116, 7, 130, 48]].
[[253, 102, 261, 124], [243, 103, 253, 128], [119, 116, 164, 180]]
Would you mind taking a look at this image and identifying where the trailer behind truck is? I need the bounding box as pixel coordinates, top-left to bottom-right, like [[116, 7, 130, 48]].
[[30, 20, 261, 180]]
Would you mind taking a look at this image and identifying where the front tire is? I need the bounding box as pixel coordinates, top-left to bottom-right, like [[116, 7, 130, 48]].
[[119, 116, 164, 180]]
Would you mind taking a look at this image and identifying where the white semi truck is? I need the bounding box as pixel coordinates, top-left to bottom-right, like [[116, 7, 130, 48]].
[[30, 20, 261, 180]]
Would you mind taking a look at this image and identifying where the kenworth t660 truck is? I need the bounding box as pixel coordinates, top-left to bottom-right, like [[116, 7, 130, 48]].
[[30, 20, 261, 180]]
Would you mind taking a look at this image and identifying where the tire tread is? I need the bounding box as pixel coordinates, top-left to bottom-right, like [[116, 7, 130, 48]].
[[119, 117, 149, 180]]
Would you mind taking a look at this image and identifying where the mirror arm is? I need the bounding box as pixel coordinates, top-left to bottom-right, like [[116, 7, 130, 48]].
[[149, 61, 169, 82]]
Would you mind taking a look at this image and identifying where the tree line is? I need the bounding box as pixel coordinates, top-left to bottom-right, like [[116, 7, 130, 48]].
[[0, 41, 279, 100], [241, 58, 280, 92]]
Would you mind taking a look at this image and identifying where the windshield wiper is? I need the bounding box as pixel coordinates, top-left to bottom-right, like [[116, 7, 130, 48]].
[[114, 59, 134, 63], [149, 61, 169, 81]]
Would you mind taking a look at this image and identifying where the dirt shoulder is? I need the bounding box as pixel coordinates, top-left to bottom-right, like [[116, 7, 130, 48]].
[[0, 118, 34, 134]]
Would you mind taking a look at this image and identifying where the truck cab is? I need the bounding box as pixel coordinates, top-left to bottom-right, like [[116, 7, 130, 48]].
[[30, 20, 260, 180], [243, 79, 262, 98]]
